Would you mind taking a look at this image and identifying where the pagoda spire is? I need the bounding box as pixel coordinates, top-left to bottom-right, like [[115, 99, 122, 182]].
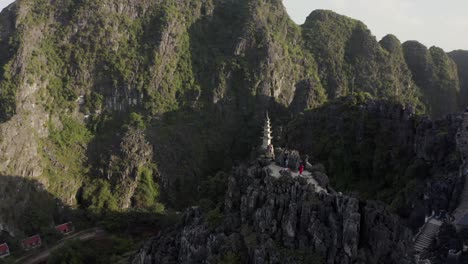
[[261, 112, 273, 151]]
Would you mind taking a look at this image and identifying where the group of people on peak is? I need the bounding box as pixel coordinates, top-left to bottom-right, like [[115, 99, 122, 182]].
[[281, 150, 307, 175]]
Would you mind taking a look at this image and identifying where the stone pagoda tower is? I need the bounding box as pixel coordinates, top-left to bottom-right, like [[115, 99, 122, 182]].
[[261, 112, 273, 151]]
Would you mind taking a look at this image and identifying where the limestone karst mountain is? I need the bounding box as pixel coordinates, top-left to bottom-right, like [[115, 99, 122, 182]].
[[302, 11, 421, 108], [0, 0, 468, 262], [402, 41, 460, 118]]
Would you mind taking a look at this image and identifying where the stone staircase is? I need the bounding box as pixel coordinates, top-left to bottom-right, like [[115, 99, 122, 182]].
[[413, 219, 442, 253]]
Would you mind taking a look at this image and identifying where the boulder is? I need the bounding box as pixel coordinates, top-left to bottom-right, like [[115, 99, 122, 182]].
[[313, 171, 330, 188]]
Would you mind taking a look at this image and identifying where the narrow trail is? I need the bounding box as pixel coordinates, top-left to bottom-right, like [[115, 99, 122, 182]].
[[15, 228, 107, 264]]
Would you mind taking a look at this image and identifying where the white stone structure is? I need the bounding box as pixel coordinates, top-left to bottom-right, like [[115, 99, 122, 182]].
[[261, 112, 273, 151]]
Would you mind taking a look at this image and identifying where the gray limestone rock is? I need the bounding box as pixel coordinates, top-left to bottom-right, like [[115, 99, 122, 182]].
[[312, 171, 330, 188], [132, 162, 414, 264]]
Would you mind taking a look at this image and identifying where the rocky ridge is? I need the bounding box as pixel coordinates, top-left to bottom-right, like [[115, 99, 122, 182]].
[[132, 160, 414, 264], [283, 97, 463, 229]]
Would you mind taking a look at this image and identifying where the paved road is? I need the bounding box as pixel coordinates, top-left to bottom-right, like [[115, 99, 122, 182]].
[[15, 228, 107, 264]]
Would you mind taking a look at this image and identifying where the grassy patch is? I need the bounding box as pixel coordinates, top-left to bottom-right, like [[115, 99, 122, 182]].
[[40, 117, 92, 204], [48, 236, 136, 264]]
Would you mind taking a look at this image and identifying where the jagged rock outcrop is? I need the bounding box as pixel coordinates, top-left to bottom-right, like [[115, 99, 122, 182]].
[[283, 97, 462, 230], [104, 128, 153, 208], [414, 115, 464, 214], [132, 163, 414, 264]]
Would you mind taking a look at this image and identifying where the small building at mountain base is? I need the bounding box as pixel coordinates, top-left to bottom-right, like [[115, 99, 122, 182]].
[[55, 222, 74, 235], [22, 235, 42, 250], [0, 243, 10, 258]]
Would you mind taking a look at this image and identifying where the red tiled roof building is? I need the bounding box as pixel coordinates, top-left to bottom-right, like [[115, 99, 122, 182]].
[[0, 243, 10, 258], [22, 235, 42, 250], [55, 222, 74, 235]]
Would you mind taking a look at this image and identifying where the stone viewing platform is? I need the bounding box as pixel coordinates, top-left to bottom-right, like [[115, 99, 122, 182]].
[[257, 112, 329, 194], [266, 163, 328, 193]]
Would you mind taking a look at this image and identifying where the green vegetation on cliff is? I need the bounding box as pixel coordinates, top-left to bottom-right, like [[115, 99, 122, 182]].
[[132, 166, 164, 212], [449, 50, 468, 109], [40, 117, 92, 204], [0, 0, 467, 243], [302, 10, 423, 111], [0, 6, 19, 122], [0, 62, 18, 121], [48, 236, 135, 264], [284, 94, 460, 217], [402, 41, 460, 118]]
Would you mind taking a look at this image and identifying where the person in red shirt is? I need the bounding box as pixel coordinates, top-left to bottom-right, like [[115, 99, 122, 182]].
[[299, 163, 304, 175]]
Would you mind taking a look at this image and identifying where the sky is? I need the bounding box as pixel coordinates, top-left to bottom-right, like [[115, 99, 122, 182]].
[[0, 0, 466, 51], [0, 0, 10, 11], [282, 0, 468, 52]]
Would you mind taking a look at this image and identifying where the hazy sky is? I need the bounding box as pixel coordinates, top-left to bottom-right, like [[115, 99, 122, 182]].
[[1, 0, 466, 51], [283, 0, 468, 52], [0, 0, 10, 11]]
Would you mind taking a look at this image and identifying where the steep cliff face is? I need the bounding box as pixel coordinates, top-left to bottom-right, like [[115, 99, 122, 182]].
[[449, 50, 468, 109], [301, 9, 468, 119], [302, 11, 422, 111], [379, 34, 422, 107], [402, 41, 460, 118], [0, 0, 328, 235], [132, 163, 414, 264], [188, 0, 326, 109], [0, 2, 18, 122]]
